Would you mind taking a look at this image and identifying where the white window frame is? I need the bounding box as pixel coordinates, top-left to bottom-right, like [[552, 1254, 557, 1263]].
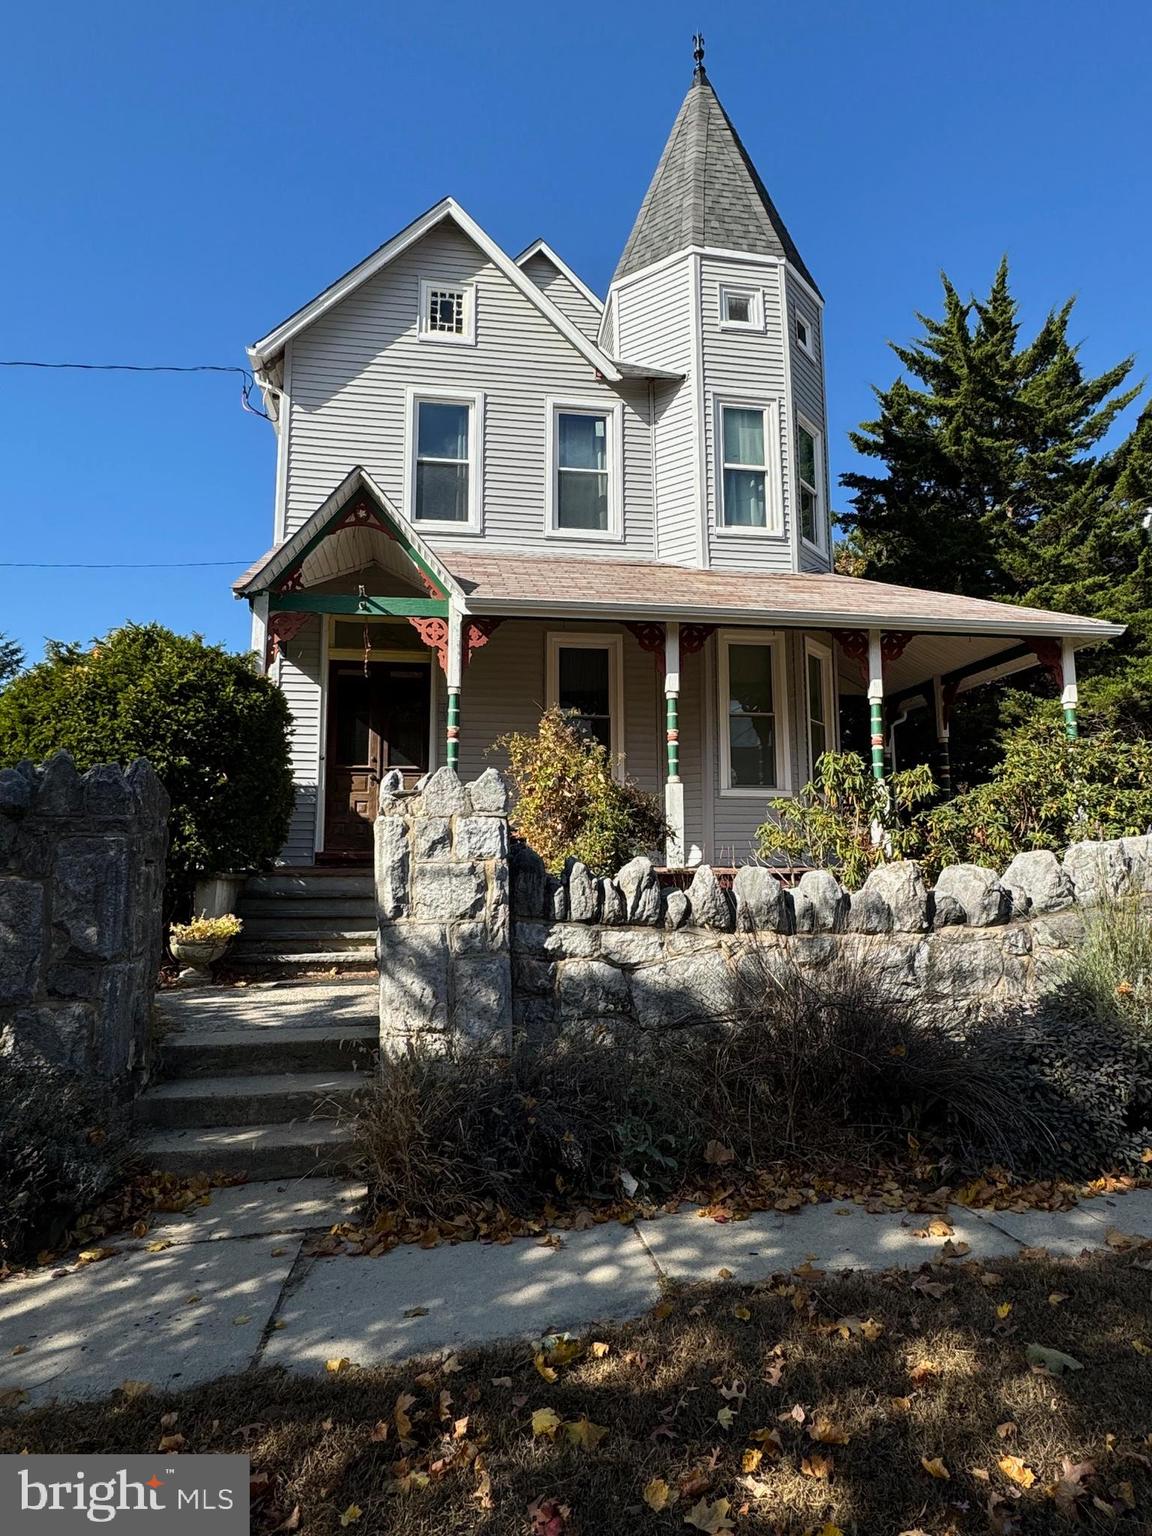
[[717, 629, 791, 797], [545, 632, 626, 765], [795, 413, 825, 553], [718, 283, 764, 332], [715, 397, 784, 536], [417, 278, 476, 345], [544, 397, 624, 542], [803, 637, 837, 776], [404, 386, 484, 534], [794, 309, 816, 360]]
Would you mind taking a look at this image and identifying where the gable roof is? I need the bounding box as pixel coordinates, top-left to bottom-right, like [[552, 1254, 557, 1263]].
[[248, 198, 675, 384], [514, 239, 604, 313], [612, 66, 820, 294], [233, 467, 462, 601]]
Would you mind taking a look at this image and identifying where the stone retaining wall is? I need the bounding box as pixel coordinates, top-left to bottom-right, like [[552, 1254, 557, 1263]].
[[0, 751, 169, 1097], [376, 767, 1152, 1048]]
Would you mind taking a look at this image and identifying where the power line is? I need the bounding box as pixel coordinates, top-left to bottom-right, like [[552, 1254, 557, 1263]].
[[0, 358, 271, 419], [0, 559, 253, 570]]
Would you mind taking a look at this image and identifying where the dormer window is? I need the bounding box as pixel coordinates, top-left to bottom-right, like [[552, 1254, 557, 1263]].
[[795, 312, 816, 359], [418, 278, 475, 344], [719, 284, 763, 332]]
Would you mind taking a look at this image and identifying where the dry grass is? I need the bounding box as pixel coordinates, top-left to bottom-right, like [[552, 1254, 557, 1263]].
[[4, 1251, 1152, 1534]]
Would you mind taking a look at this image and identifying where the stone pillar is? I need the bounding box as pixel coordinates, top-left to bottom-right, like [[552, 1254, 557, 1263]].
[[867, 629, 885, 781], [375, 765, 512, 1051], [664, 621, 684, 866], [1061, 637, 1079, 740]]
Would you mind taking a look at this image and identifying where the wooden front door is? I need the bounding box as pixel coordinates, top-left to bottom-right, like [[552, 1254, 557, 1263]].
[[323, 661, 432, 856]]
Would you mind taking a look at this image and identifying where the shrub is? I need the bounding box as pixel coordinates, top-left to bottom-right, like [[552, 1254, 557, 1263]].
[[496, 707, 667, 875], [923, 718, 1152, 874], [0, 623, 294, 911], [756, 750, 936, 887], [0, 1049, 129, 1263]]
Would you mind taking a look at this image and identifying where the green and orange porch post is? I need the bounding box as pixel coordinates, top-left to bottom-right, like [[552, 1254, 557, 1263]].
[[867, 629, 885, 780]]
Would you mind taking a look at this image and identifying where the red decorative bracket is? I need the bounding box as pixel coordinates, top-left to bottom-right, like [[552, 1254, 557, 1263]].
[[680, 623, 716, 655], [275, 566, 305, 594], [408, 616, 450, 673], [1026, 638, 1063, 687], [881, 631, 914, 662], [624, 621, 666, 653], [831, 629, 869, 660], [465, 616, 503, 665], [418, 570, 448, 601], [335, 499, 394, 536], [266, 611, 311, 666]]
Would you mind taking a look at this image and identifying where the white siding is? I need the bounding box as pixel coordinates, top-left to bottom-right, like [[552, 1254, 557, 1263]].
[[613, 256, 699, 566], [285, 222, 654, 559], [699, 257, 795, 573], [277, 616, 323, 864], [785, 271, 832, 575], [519, 250, 602, 340]]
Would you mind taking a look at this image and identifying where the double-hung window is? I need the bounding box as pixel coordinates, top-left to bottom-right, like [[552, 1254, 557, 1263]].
[[546, 400, 621, 537], [804, 639, 835, 773], [408, 390, 483, 529], [720, 403, 778, 530], [796, 419, 823, 548], [719, 632, 788, 793], [546, 634, 623, 758]]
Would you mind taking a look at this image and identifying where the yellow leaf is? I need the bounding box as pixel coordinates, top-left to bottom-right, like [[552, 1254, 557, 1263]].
[[1048, 1292, 1069, 1306], [339, 1504, 362, 1527], [741, 1448, 762, 1474], [809, 1414, 851, 1445], [1132, 1338, 1151, 1355], [590, 1341, 610, 1358], [683, 1495, 734, 1532], [145, 1240, 171, 1253], [644, 1477, 672, 1512], [232, 1315, 251, 1326], [996, 1302, 1013, 1320], [532, 1353, 558, 1383], [998, 1455, 1036, 1488], [717, 1267, 733, 1279], [921, 1456, 950, 1480], [119, 1380, 151, 1399], [563, 1414, 608, 1450], [859, 1317, 884, 1341], [531, 1406, 562, 1437], [732, 1305, 751, 1322], [325, 1358, 351, 1375], [716, 1406, 736, 1430], [76, 1247, 118, 1265], [157, 1433, 185, 1453]]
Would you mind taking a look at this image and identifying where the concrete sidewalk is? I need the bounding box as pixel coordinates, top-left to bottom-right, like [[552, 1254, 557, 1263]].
[[1, 1180, 1148, 1406]]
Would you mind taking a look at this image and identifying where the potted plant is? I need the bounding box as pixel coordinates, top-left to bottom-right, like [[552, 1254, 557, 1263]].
[[169, 914, 243, 984]]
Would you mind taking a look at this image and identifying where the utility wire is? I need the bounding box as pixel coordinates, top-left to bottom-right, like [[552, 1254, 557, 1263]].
[[0, 358, 271, 419], [0, 560, 252, 570]]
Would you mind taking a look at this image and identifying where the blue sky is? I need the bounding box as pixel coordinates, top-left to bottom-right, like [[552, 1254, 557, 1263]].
[[2, 1, 1148, 665]]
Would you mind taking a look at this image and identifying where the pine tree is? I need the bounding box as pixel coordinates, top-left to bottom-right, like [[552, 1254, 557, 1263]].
[[0, 634, 22, 691], [840, 259, 1138, 599]]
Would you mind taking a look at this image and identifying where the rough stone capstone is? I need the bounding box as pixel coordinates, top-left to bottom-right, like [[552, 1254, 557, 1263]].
[[565, 860, 598, 922], [511, 842, 548, 919], [789, 886, 814, 933], [932, 863, 1009, 927], [663, 889, 690, 929], [83, 764, 134, 820], [687, 865, 733, 931], [379, 768, 404, 795], [732, 865, 789, 932], [859, 862, 931, 932], [1001, 849, 1075, 915], [549, 877, 568, 922], [846, 885, 892, 934], [374, 816, 410, 919], [36, 751, 81, 817], [420, 766, 470, 817], [1063, 839, 1132, 906], [797, 869, 848, 932], [597, 879, 625, 924], [1121, 834, 1152, 893], [616, 857, 662, 924], [0, 768, 32, 815], [468, 768, 510, 815]]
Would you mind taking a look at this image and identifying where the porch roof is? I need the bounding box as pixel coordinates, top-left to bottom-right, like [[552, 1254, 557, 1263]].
[[440, 549, 1125, 643]]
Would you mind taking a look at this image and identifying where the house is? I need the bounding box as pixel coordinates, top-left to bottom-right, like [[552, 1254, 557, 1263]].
[[234, 43, 1122, 869]]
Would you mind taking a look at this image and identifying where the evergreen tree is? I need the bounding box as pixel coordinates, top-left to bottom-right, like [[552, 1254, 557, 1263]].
[[0, 634, 22, 691], [840, 259, 1138, 598]]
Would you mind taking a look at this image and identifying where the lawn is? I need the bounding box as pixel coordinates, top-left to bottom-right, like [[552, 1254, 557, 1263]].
[[3, 1248, 1151, 1534]]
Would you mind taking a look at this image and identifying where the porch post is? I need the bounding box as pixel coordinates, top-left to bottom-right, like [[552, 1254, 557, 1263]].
[[867, 629, 885, 780], [1061, 637, 1079, 739], [446, 604, 464, 770], [664, 621, 685, 865], [932, 673, 952, 793]]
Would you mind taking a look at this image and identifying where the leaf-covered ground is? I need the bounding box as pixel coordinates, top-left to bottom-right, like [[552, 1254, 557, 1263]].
[[4, 1249, 1151, 1534]]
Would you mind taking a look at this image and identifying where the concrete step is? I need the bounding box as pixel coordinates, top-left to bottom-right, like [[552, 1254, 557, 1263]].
[[136, 1071, 368, 1130], [239, 916, 376, 939], [244, 873, 373, 899], [161, 1022, 378, 1078], [226, 948, 377, 972], [138, 1120, 359, 1180], [233, 934, 375, 956], [238, 898, 377, 920]]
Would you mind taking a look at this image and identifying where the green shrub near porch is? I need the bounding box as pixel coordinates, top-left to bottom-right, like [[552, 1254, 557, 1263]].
[[0, 623, 294, 911]]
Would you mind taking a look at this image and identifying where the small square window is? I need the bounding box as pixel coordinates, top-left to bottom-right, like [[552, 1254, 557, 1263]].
[[418, 279, 475, 344], [719, 285, 762, 331], [795, 313, 815, 358]]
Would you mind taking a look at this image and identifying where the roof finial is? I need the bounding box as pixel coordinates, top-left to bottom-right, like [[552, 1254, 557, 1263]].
[[692, 32, 706, 78]]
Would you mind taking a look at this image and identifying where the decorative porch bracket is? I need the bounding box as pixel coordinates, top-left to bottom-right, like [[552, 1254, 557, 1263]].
[[406, 613, 506, 769]]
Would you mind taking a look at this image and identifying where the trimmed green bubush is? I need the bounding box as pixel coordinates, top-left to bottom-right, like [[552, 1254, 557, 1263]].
[[0, 623, 294, 910], [496, 707, 667, 875]]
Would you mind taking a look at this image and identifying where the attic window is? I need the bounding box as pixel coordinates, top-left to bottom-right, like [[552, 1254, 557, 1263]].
[[418, 279, 475, 344], [719, 285, 763, 332]]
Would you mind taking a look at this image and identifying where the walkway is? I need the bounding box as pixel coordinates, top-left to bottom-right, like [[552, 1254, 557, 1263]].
[[2, 1179, 1149, 1407]]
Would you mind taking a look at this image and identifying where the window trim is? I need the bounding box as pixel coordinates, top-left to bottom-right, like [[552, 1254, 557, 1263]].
[[795, 413, 825, 553], [794, 309, 816, 360], [717, 629, 791, 797], [714, 397, 784, 537], [718, 283, 764, 332], [545, 632, 626, 765], [404, 386, 484, 534], [803, 637, 837, 777], [417, 278, 476, 346], [544, 397, 624, 542]]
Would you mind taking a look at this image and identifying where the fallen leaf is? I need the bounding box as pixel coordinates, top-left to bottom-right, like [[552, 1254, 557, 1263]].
[[1026, 1342, 1083, 1376], [998, 1455, 1036, 1488], [532, 1353, 558, 1383], [369, 1420, 389, 1442], [338, 1504, 362, 1528], [717, 1267, 733, 1279], [1106, 1228, 1138, 1250], [683, 1495, 734, 1532], [531, 1406, 562, 1437], [0, 1389, 27, 1408], [590, 1341, 610, 1358], [801, 1452, 834, 1479], [157, 1433, 186, 1453], [996, 1302, 1014, 1320], [716, 1406, 737, 1430], [704, 1140, 736, 1166], [652, 1300, 675, 1320], [119, 1380, 151, 1399], [1048, 1292, 1069, 1306], [145, 1240, 171, 1253], [644, 1476, 672, 1512], [394, 1392, 416, 1439], [732, 1305, 751, 1322], [995, 1421, 1017, 1440], [325, 1358, 351, 1375], [232, 1315, 251, 1326], [921, 1456, 950, 1480], [809, 1414, 851, 1445], [741, 1448, 762, 1474], [1132, 1338, 1151, 1356], [563, 1414, 608, 1450]]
